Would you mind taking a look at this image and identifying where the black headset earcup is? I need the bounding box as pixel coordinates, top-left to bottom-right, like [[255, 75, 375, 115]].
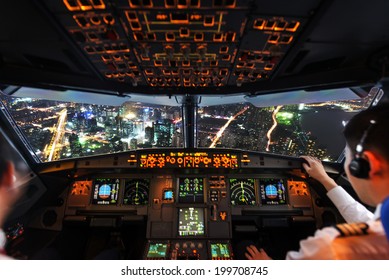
[[349, 157, 370, 178]]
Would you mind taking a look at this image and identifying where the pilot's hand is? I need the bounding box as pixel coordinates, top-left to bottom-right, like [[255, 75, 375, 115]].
[[245, 245, 272, 260], [300, 156, 337, 192]]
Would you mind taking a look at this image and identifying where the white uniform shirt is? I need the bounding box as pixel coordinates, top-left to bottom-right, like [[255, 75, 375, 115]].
[[327, 186, 374, 223], [286, 186, 389, 259]]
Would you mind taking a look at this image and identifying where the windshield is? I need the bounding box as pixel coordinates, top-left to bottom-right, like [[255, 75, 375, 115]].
[[198, 91, 377, 162], [0, 86, 378, 163], [0, 92, 183, 163]]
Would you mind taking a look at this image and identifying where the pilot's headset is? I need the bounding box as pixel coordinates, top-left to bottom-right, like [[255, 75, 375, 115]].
[[348, 119, 376, 178]]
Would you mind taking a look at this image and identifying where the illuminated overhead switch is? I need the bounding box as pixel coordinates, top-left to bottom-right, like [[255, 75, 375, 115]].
[[130, 21, 142, 31], [179, 28, 190, 38], [171, 13, 189, 24], [219, 46, 228, 54], [204, 16, 214, 27], [177, 0, 188, 9], [166, 32, 175, 42], [274, 21, 287, 31], [209, 60, 218, 67], [78, 0, 93, 11], [264, 20, 276, 30], [268, 34, 279, 44], [280, 35, 293, 44], [194, 33, 204, 42], [126, 11, 138, 21], [213, 33, 223, 42], [101, 54, 111, 61], [285, 21, 300, 32], [91, 0, 106, 10], [154, 60, 163, 67], [145, 69, 154, 75], [64, 0, 80, 11], [103, 15, 115, 25], [222, 54, 231, 61], [182, 61, 190, 67], [253, 19, 265, 30], [264, 64, 274, 71], [90, 16, 101, 25], [129, 0, 141, 8], [219, 69, 228, 76]]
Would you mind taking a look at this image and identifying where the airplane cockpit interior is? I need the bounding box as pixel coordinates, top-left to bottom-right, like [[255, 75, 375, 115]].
[[1, 0, 389, 260]]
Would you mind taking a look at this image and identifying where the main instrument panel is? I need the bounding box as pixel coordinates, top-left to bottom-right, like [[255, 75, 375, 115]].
[[56, 149, 316, 260]]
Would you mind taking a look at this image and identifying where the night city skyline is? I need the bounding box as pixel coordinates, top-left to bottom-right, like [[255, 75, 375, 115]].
[[0, 90, 375, 163]]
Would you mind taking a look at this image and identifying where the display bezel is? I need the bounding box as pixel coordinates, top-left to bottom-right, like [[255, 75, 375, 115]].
[[259, 178, 288, 205], [177, 177, 205, 203], [91, 178, 120, 205], [177, 207, 206, 237]]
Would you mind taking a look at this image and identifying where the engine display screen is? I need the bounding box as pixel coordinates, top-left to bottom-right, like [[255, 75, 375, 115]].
[[259, 178, 287, 205], [210, 243, 232, 259], [178, 177, 204, 203], [178, 207, 205, 236], [146, 242, 169, 259], [92, 178, 120, 205]]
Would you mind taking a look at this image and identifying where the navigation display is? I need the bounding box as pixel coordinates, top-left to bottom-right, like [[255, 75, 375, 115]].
[[146, 242, 169, 259], [178, 177, 204, 203], [229, 178, 256, 206], [123, 178, 150, 205], [178, 207, 205, 236], [210, 243, 232, 259], [259, 178, 287, 205], [92, 178, 120, 205]]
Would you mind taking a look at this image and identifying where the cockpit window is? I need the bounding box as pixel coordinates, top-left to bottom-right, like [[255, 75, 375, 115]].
[[198, 90, 377, 162], [0, 91, 183, 163]]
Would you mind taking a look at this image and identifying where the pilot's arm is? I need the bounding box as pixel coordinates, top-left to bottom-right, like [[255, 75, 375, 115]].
[[300, 156, 374, 223]]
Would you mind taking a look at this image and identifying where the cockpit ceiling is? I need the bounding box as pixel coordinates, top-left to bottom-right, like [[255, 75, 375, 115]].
[[46, 0, 307, 88], [1, 0, 389, 95]]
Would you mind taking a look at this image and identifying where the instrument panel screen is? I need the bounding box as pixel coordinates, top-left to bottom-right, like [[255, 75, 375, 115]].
[[178, 207, 205, 236], [146, 242, 169, 258], [92, 178, 120, 205], [259, 178, 287, 205], [178, 177, 204, 203], [210, 243, 232, 259], [229, 178, 256, 206], [123, 178, 150, 205]]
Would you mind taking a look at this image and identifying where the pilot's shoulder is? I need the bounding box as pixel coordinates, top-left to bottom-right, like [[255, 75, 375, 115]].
[[334, 222, 370, 237]]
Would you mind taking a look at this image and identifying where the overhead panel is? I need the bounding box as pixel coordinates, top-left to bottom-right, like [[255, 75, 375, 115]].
[[43, 0, 306, 89]]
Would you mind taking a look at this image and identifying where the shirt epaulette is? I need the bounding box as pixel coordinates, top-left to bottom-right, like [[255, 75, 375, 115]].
[[334, 222, 369, 237]]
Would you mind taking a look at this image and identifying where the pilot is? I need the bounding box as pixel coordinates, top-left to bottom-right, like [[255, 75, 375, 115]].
[[246, 103, 389, 259], [0, 135, 23, 260]]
